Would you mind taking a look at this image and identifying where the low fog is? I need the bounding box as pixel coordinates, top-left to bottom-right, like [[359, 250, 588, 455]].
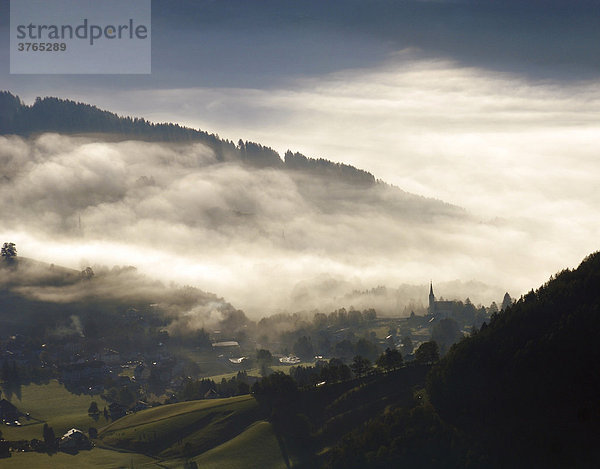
[[0, 255, 240, 338], [0, 130, 556, 316], [64, 53, 598, 307], [2, 1, 597, 317]]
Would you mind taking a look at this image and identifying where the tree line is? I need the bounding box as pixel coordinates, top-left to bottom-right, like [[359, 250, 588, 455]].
[[0, 91, 378, 183]]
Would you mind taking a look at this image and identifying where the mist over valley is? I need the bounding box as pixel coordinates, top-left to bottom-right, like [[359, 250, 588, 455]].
[[1, 1, 599, 466], [0, 95, 516, 316]]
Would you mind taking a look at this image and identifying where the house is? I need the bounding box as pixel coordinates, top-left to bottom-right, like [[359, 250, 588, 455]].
[[212, 341, 240, 357], [212, 341, 240, 348], [0, 399, 18, 422], [59, 428, 92, 452], [229, 357, 247, 364], [279, 355, 301, 365]]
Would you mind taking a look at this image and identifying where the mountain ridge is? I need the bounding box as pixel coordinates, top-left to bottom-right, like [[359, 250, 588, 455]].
[[0, 90, 466, 212], [0, 90, 382, 188]]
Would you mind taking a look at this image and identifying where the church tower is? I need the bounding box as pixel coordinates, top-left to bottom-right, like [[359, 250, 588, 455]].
[[429, 281, 435, 314]]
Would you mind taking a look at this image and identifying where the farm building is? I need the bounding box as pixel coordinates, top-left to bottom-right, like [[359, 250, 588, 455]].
[[59, 428, 92, 452]]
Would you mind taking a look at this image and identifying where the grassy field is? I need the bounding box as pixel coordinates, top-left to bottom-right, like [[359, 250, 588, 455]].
[[187, 420, 287, 469], [1, 385, 286, 468], [2, 429, 288, 469], [2, 380, 109, 440], [207, 364, 294, 383], [172, 348, 232, 377], [99, 395, 262, 459], [0, 447, 157, 469]]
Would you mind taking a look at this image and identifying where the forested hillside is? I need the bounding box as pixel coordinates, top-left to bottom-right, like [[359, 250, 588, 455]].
[[324, 252, 600, 468], [0, 91, 375, 185], [426, 251, 600, 467]]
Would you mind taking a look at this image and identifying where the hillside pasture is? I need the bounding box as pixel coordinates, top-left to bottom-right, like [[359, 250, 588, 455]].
[[2, 380, 108, 440], [0, 447, 156, 469], [99, 395, 262, 458], [188, 420, 287, 469]]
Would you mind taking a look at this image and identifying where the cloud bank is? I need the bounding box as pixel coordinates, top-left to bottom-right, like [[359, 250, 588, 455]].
[[1, 117, 585, 316], [2, 2, 597, 319], [78, 54, 598, 299]]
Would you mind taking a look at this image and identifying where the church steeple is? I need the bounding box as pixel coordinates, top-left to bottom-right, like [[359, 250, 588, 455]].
[[428, 281, 435, 314]]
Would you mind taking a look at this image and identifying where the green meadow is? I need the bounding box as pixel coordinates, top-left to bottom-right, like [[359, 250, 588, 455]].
[[1, 381, 287, 468], [99, 395, 261, 458], [2, 380, 109, 441], [0, 447, 155, 469], [206, 364, 294, 383], [186, 420, 287, 469]]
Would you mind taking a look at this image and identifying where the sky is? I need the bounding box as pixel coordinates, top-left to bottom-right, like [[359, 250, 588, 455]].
[[1, 0, 599, 316]]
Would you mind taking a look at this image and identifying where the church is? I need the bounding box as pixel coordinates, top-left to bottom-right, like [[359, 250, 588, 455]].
[[428, 282, 457, 318]]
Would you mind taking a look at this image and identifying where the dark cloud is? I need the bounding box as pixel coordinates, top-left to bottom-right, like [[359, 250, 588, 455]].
[[2, 0, 598, 99]]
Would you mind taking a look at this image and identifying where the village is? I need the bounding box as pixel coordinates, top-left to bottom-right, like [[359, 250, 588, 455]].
[[0, 277, 501, 458]]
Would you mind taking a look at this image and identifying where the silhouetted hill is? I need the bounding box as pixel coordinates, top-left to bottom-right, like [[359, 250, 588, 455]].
[[0, 256, 247, 343], [0, 91, 375, 185], [322, 253, 600, 468], [284, 150, 375, 187], [427, 251, 600, 468]]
